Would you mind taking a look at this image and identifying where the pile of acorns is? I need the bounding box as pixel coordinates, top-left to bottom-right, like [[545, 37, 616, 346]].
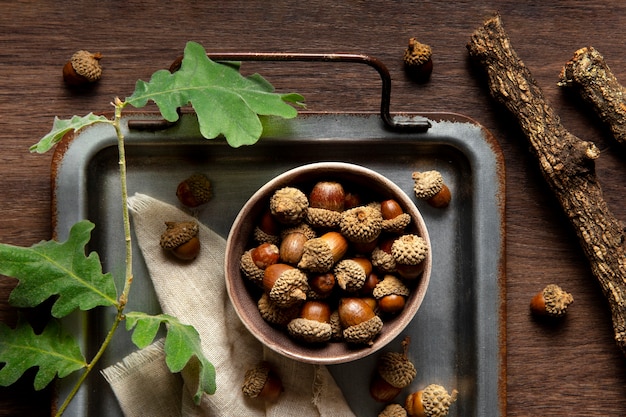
[[239, 180, 429, 347]]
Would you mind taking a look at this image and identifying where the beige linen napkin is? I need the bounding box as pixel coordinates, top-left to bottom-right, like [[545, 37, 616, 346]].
[[102, 193, 355, 417]]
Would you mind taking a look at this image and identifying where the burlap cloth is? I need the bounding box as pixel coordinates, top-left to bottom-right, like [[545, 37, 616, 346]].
[[101, 193, 355, 417]]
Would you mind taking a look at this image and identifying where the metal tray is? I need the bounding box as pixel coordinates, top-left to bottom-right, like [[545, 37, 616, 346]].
[[51, 110, 505, 416]]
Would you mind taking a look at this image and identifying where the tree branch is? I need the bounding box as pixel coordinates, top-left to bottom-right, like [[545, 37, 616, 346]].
[[559, 46, 626, 149], [467, 13, 626, 355]]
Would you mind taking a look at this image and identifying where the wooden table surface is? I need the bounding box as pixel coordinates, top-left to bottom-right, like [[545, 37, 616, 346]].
[[2, 1, 626, 415]]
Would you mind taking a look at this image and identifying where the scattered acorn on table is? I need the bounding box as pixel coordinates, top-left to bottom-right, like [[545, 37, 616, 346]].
[[239, 179, 430, 348], [530, 283, 574, 318], [241, 361, 284, 402], [404, 383, 458, 417], [370, 336, 416, 403], [176, 173, 212, 208], [63, 50, 103, 86], [159, 221, 200, 261]]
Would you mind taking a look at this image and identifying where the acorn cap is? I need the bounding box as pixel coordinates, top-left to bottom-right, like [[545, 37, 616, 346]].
[[340, 205, 383, 243], [69, 50, 103, 82], [268, 267, 309, 308], [242, 362, 270, 398], [287, 317, 333, 343], [391, 234, 428, 265], [242, 361, 277, 398], [306, 207, 342, 228], [329, 310, 343, 341], [419, 384, 458, 417], [378, 403, 408, 417], [257, 293, 299, 327], [373, 275, 411, 299], [280, 223, 317, 240], [159, 221, 199, 250], [412, 171, 444, 199], [298, 232, 348, 273], [342, 315, 383, 345], [542, 284, 574, 316], [371, 247, 397, 273], [253, 226, 281, 246], [298, 238, 335, 272], [382, 212, 412, 234], [334, 259, 368, 292], [269, 187, 309, 224], [240, 250, 265, 287], [403, 38, 432, 67]]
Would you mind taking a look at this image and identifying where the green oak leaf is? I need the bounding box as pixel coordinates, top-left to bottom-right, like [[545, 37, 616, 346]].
[[0, 316, 87, 390], [125, 311, 216, 403], [30, 113, 111, 154], [0, 220, 118, 317], [126, 41, 305, 147]]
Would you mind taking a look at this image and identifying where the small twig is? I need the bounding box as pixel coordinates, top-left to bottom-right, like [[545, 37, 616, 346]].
[[558, 46, 626, 149], [56, 100, 134, 416], [467, 13, 626, 356]]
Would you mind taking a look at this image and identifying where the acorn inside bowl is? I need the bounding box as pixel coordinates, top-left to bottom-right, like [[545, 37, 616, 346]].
[[224, 162, 431, 364]]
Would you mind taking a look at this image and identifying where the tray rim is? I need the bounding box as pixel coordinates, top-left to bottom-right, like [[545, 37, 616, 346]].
[[50, 110, 507, 417]]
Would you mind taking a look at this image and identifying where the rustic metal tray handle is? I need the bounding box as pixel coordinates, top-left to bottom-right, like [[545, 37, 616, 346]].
[[128, 52, 431, 133]]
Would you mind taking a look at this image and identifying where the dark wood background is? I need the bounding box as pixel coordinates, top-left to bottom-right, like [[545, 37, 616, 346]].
[[2, 1, 626, 415]]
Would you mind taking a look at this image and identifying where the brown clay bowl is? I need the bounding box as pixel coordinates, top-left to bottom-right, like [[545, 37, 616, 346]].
[[224, 162, 431, 364]]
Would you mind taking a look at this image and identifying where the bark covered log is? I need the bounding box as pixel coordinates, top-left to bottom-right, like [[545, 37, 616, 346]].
[[559, 46, 626, 149], [467, 13, 626, 355]]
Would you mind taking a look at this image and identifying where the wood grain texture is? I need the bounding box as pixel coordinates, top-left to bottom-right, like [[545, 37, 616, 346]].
[[1, 1, 626, 415]]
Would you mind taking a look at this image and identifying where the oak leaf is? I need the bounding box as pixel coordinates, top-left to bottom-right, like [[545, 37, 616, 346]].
[[0, 316, 86, 390], [0, 220, 118, 318], [30, 113, 110, 154], [125, 311, 216, 403], [126, 41, 304, 147]]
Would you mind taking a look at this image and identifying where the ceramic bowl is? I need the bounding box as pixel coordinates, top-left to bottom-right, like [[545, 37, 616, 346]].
[[224, 162, 431, 364]]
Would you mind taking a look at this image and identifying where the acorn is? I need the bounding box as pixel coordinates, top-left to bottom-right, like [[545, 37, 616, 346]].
[[250, 242, 280, 269], [287, 300, 333, 343], [240, 242, 280, 287], [391, 234, 429, 280], [159, 221, 200, 261], [405, 384, 458, 417], [359, 271, 381, 296], [412, 171, 451, 209], [338, 297, 383, 345], [334, 257, 373, 292], [370, 336, 416, 403], [269, 186, 309, 224], [380, 199, 412, 234], [242, 361, 284, 402], [257, 293, 300, 327], [176, 173, 212, 208], [309, 181, 345, 212], [63, 50, 103, 86], [306, 181, 345, 228], [530, 284, 574, 318], [371, 237, 398, 274], [403, 38, 433, 83], [298, 231, 349, 272], [279, 224, 316, 265], [253, 209, 281, 245], [373, 275, 411, 314], [240, 250, 265, 287], [340, 205, 383, 244], [308, 272, 336, 298], [263, 263, 309, 308]]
